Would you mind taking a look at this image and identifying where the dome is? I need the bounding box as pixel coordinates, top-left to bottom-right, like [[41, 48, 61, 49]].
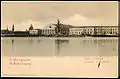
[[29, 24, 34, 30]]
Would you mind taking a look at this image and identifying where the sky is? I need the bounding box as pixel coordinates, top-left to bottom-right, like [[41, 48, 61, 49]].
[[1, 1, 118, 31]]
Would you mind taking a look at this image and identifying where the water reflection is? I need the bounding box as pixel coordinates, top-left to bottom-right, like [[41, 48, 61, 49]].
[[55, 39, 69, 44], [29, 38, 33, 45], [37, 39, 40, 44], [12, 39, 14, 44], [1, 37, 118, 56], [79, 39, 117, 56], [55, 39, 69, 56]]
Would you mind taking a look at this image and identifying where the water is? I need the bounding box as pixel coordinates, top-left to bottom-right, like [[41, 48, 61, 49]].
[[1, 37, 118, 56]]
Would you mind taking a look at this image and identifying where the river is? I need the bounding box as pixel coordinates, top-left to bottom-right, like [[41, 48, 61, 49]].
[[1, 37, 118, 56]]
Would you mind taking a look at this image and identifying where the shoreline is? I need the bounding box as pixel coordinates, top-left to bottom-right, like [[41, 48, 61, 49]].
[[1, 36, 120, 38], [1, 34, 119, 37]]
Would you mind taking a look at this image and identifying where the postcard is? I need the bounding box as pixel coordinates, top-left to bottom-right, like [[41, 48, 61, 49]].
[[1, 1, 119, 78]]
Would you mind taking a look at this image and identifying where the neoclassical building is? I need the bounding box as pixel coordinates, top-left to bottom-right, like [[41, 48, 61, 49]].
[[93, 26, 118, 35], [69, 27, 84, 36], [41, 28, 55, 36], [69, 26, 118, 36], [41, 24, 56, 36]]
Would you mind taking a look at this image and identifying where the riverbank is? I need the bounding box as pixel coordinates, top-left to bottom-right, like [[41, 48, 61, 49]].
[[1, 34, 119, 37]]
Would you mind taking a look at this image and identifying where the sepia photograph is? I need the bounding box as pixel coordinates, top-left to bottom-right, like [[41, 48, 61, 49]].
[[1, 1, 119, 78]]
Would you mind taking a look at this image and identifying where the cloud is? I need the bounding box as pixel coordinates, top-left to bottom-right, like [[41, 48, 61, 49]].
[[3, 13, 117, 31], [10, 20, 51, 31], [63, 14, 87, 26], [62, 14, 118, 26], [1, 2, 118, 30]]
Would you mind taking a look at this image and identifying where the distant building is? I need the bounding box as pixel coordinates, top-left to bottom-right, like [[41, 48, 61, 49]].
[[14, 31, 29, 37], [29, 29, 39, 35], [94, 26, 118, 35], [69, 27, 84, 36], [1, 26, 13, 35], [1, 29, 9, 34], [40, 23, 56, 36], [29, 24, 34, 31], [29, 29, 42, 35], [41, 27, 55, 36], [28, 24, 42, 36], [85, 26, 94, 35], [1, 19, 119, 37], [69, 26, 118, 36], [69, 26, 94, 36]]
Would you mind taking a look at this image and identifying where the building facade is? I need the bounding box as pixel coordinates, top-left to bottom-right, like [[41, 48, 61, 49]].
[[84, 26, 94, 35], [94, 26, 118, 35], [41, 24, 56, 36], [68, 26, 118, 36], [1, 19, 119, 37], [69, 27, 84, 36], [29, 29, 39, 35], [41, 28, 55, 36]]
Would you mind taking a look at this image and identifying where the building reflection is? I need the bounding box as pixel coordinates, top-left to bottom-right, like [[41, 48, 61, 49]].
[[93, 39, 117, 46], [80, 39, 117, 56], [94, 39, 117, 56], [11, 39, 15, 52], [37, 39, 41, 44], [12, 39, 14, 44], [55, 39, 69, 56], [29, 38, 33, 44], [81, 39, 117, 46]]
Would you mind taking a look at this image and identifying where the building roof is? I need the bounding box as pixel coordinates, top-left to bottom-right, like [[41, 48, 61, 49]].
[[70, 26, 118, 28], [1, 29, 9, 31], [53, 23, 118, 28], [43, 23, 56, 29], [14, 31, 28, 33]]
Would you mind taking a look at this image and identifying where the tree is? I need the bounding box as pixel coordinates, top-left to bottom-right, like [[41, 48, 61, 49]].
[[6, 26, 9, 31], [12, 24, 14, 31]]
